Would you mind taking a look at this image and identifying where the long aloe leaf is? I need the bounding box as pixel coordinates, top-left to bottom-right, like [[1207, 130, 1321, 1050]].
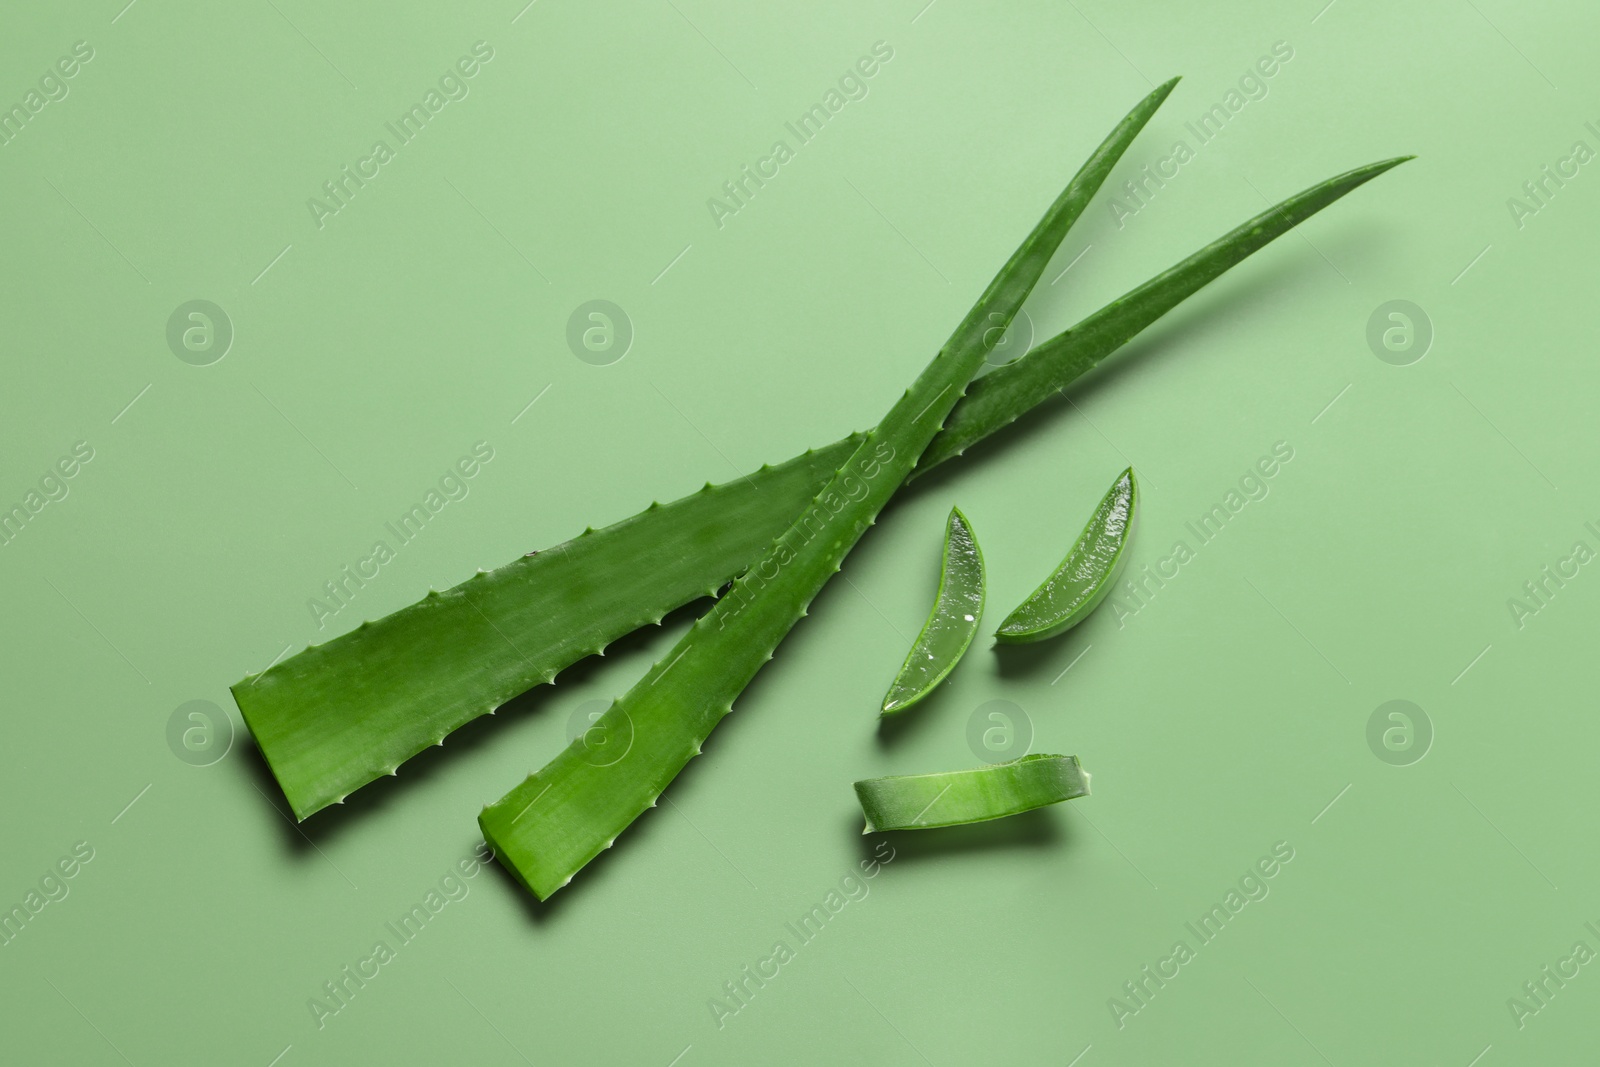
[[854, 755, 1090, 832], [478, 81, 1175, 899], [234, 152, 1409, 822], [237, 440, 858, 819]]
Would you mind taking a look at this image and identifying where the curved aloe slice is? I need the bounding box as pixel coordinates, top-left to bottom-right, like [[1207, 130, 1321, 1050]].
[[234, 152, 1409, 822], [881, 508, 985, 715], [996, 467, 1137, 643], [479, 81, 1176, 899], [854, 754, 1089, 832]]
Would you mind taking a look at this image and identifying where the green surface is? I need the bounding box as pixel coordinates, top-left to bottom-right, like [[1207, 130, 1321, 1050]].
[[0, 1, 1593, 1064]]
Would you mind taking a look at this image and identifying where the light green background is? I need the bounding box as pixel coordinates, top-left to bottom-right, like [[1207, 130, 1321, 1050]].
[[1, 0, 1593, 1063]]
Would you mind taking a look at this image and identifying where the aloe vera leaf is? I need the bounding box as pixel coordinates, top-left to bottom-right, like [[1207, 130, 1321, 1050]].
[[996, 467, 1137, 643], [881, 507, 985, 715], [915, 155, 1415, 472], [479, 81, 1177, 900], [234, 438, 858, 820], [854, 754, 1089, 832], [234, 151, 1406, 822]]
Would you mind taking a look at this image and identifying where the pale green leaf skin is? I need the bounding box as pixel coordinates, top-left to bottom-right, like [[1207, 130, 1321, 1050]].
[[996, 467, 1136, 643], [233, 151, 1410, 823], [854, 754, 1090, 832], [479, 81, 1179, 900], [881, 507, 985, 715]]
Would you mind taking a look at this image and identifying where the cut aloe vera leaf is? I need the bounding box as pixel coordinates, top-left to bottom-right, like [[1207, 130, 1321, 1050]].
[[881, 507, 985, 715], [479, 80, 1176, 900], [234, 151, 1408, 822], [854, 754, 1089, 832], [996, 467, 1137, 643], [235, 439, 857, 820]]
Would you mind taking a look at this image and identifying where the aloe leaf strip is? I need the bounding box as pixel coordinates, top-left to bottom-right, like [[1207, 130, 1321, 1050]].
[[881, 507, 985, 715], [478, 80, 1177, 899], [996, 467, 1137, 643], [854, 754, 1090, 832], [233, 152, 1407, 822]]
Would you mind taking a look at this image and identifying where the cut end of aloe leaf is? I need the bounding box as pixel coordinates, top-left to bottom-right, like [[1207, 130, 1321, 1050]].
[[477, 806, 551, 900], [880, 506, 985, 716], [478, 770, 601, 901], [995, 467, 1137, 644], [854, 754, 1089, 832]]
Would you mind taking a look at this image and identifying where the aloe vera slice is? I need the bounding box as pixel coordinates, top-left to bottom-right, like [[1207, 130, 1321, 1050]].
[[881, 508, 985, 715], [996, 467, 1137, 643], [479, 81, 1176, 899], [234, 152, 1409, 822], [854, 754, 1089, 832]]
